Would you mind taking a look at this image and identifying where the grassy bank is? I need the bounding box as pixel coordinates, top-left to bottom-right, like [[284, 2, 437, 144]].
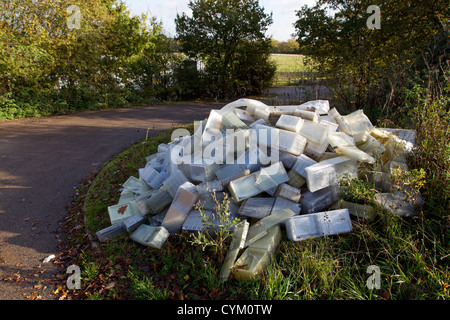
[[53, 117, 449, 300]]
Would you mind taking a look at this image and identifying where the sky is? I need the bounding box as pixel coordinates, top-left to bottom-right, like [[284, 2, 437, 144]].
[[122, 0, 317, 41]]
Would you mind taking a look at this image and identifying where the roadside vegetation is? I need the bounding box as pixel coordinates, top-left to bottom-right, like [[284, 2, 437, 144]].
[[3, 0, 448, 300], [0, 0, 277, 120]]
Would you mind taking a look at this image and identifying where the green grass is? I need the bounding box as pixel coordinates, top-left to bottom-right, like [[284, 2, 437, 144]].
[[269, 54, 320, 87], [57, 121, 449, 300]]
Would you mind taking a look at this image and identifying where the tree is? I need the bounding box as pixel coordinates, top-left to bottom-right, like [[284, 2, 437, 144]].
[[294, 0, 449, 116], [271, 38, 299, 54], [0, 0, 167, 118], [175, 0, 276, 98]]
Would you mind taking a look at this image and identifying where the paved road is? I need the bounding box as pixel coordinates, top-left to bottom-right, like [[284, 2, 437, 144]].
[[0, 103, 221, 299]]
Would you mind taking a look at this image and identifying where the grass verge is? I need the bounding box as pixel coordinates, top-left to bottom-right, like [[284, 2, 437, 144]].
[[52, 123, 449, 300]]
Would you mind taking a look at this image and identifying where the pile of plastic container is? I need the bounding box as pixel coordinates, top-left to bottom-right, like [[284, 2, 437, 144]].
[[96, 98, 419, 281]]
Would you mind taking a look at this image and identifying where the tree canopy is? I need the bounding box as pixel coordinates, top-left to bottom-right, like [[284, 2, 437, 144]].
[[0, 0, 167, 118], [294, 0, 449, 114], [175, 0, 276, 98]]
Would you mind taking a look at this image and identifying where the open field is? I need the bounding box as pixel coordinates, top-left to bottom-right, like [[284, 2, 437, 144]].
[[270, 54, 319, 86], [270, 54, 309, 73]]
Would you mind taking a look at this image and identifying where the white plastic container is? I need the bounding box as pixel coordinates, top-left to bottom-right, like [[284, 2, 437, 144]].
[[285, 209, 353, 241], [108, 201, 140, 225], [274, 183, 301, 202], [275, 114, 304, 133], [232, 225, 281, 281], [130, 224, 170, 249], [300, 185, 340, 214], [271, 196, 301, 216], [305, 162, 337, 192], [162, 182, 199, 233], [162, 170, 191, 198], [238, 197, 275, 219], [298, 120, 328, 144], [244, 209, 295, 247], [228, 172, 261, 203], [147, 187, 172, 214], [292, 154, 317, 178]]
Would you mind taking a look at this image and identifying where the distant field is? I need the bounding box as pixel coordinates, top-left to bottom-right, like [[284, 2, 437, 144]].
[[270, 54, 308, 73], [270, 54, 318, 86]]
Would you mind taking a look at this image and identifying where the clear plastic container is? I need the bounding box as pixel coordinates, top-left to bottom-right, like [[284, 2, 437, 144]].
[[162, 170, 191, 198], [196, 179, 224, 194], [228, 172, 261, 203], [220, 220, 249, 282], [293, 109, 319, 122], [358, 134, 386, 157], [292, 154, 317, 178], [108, 201, 140, 225], [278, 150, 299, 169], [179, 161, 220, 183], [215, 164, 246, 181], [286, 169, 306, 189], [130, 224, 170, 249], [298, 120, 328, 144], [275, 114, 304, 133], [319, 156, 358, 181], [244, 209, 295, 247], [285, 209, 352, 241], [123, 214, 146, 232], [238, 197, 275, 219], [147, 187, 172, 214], [123, 176, 151, 195], [135, 190, 157, 215], [343, 109, 373, 138], [201, 110, 223, 148], [337, 199, 376, 221], [274, 183, 301, 202], [305, 162, 337, 192], [278, 129, 308, 156], [271, 196, 301, 216], [221, 111, 250, 130], [374, 192, 420, 217], [181, 210, 212, 232], [96, 222, 126, 242], [162, 182, 199, 233], [232, 225, 281, 281], [300, 185, 341, 214], [255, 162, 289, 194]]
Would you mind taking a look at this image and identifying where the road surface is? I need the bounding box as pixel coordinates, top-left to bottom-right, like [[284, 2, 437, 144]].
[[0, 103, 221, 299]]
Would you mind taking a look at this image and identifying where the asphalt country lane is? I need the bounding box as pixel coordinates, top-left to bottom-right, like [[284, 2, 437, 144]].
[[0, 103, 221, 299]]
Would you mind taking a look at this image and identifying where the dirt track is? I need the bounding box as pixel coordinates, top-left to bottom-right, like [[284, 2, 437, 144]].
[[0, 103, 221, 299]]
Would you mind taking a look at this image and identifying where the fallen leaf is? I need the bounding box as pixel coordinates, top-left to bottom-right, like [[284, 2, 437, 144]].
[[118, 205, 127, 215], [210, 288, 220, 298]]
